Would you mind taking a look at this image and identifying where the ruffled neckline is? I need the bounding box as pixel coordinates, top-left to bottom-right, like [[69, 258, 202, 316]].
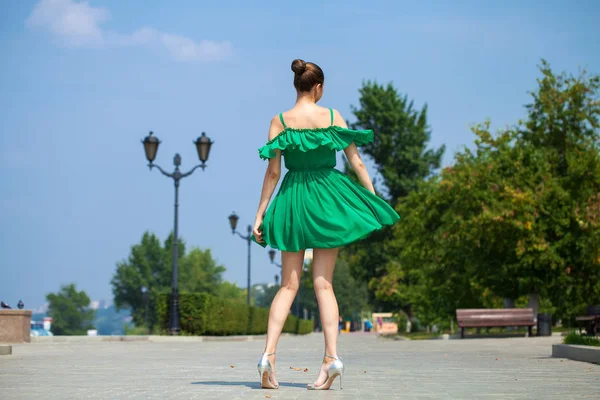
[[258, 125, 373, 160], [266, 125, 343, 145]]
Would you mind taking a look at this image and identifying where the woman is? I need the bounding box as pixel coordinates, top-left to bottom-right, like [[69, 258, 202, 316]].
[[252, 59, 400, 390]]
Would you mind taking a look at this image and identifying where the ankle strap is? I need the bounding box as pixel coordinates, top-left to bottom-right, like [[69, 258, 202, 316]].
[[263, 352, 276, 356], [324, 354, 338, 360]]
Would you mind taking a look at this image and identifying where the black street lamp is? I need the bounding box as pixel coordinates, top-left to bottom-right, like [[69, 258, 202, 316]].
[[228, 212, 252, 305], [141, 131, 213, 335], [268, 248, 282, 283]]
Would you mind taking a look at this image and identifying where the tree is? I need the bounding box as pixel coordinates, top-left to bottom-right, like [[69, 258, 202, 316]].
[[350, 81, 445, 202], [46, 284, 95, 335], [381, 61, 600, 327], [344, 82, 445, 312], [111, 231, 226, 331], [179, 248, 226, 295]]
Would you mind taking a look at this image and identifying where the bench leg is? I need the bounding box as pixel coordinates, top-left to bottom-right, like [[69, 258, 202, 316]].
[[461, 327, 465, 339], [528, 326, 532, 337]]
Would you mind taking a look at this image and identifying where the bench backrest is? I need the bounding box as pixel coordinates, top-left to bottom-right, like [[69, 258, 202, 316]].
[[456, 308, 535, 324]]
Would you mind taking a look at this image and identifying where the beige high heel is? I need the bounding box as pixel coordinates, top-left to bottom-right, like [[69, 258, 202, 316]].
[[307, 354, 344, 390], [257, 352, 279, 389]]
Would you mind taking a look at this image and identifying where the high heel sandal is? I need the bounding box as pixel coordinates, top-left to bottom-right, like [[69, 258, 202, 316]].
[[257, 352, 279, 389], [307, 354, 344, 390]]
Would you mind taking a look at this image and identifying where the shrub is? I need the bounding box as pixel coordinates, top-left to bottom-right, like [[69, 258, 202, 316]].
[[282, 314, 298, 333], [157, 293, 312, 336], [563, 332, 600, 347], [248, 306, 269, 335], [297, 318, 314, 334]]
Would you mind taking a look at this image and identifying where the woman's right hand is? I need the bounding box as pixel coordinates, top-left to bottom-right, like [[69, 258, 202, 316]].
[[253, 215, 264, 243]]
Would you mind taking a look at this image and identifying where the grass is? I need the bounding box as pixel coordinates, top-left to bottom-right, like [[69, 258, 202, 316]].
[[396, 332, 443, 340], [563, 332, 600, 347]]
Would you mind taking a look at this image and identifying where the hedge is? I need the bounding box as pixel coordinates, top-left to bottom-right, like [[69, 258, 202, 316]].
[[157, 292, 312, 336]]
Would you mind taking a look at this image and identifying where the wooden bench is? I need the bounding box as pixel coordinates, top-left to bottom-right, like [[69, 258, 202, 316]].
[[456, 308, 535, 338], [576, 305, 600, 336]]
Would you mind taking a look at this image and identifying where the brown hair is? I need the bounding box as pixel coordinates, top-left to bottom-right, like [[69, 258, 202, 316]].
[[291, 59, 324, 92]]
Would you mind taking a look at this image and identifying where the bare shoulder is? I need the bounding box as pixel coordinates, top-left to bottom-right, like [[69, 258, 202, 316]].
[[268, 115, 285, 141], [330, 108, 348, 128]]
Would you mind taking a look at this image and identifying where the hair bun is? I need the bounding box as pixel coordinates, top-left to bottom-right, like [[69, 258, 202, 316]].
[[291, 59, 307, 75]]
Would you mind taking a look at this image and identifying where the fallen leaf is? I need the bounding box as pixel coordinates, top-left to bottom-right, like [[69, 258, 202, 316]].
[[303, 368, 309, 372], [495, 358, 499, 361], [289, 367, 302, 371], [266, 396, 271, 399], [363, 370, 367, 374], [230, 365, 235, 368]]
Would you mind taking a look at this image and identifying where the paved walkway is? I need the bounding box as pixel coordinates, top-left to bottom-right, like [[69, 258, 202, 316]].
[[1, 333, 599, 399]]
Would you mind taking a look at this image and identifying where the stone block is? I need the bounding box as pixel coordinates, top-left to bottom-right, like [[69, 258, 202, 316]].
[[0, 310, 32, 343]]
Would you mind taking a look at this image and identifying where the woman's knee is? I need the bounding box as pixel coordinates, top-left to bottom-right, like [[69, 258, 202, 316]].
[[281, 278, 300, 292], [313, 276, 333, 292]]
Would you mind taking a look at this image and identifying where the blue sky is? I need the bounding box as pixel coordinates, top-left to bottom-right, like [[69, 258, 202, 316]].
[[1, 0, 599, 310]]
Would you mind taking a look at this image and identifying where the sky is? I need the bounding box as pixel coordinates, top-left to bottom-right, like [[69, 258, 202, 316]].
[[1, 0, 599, 311]]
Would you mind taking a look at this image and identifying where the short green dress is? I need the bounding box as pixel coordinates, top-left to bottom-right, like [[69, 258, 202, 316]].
[[252, 109, 400, 252]]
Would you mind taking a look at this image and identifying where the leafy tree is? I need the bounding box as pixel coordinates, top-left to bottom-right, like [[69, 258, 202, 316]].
[[216, 281, 246, 303], [344, 82, 445, 313], [111, 231, 227, 331], [381, 61, 600, 326], [46, 284, 95, 335], [179, 248, 226, 295]]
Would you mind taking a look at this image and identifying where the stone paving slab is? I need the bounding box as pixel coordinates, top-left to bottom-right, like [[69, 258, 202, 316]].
[[1, 333, 599, 399]]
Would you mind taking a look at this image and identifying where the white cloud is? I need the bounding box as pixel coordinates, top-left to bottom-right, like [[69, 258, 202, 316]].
[[26, 0, 232, 62]]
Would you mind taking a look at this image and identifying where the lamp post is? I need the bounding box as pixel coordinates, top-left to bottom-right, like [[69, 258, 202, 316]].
[[141, 131, 213, 335], [268, 249, 282, 283], [228, 213, 252, 305]]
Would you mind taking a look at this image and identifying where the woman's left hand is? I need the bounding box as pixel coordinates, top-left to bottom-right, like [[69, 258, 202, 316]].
[[253, 216, 264, 243]]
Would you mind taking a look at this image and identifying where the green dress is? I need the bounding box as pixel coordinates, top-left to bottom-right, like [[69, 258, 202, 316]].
[[252, 109, 400, 252]]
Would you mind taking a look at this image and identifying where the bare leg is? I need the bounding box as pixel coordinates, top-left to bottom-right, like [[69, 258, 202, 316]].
[[263, 250, 304, 386], [311, 247, 340, 387]]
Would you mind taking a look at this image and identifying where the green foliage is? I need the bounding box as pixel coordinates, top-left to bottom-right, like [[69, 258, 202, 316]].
[[564, 332, 600, 347], [350, 81, 445, 201], [247, 306, 270, 335], [216, 281, 246, 303], [333, 259, 370, 320], [376, 61, 600, 327], [344, 81, 445, 312], [297, 318, 314, 334], [179, 248, 226, 295], [124, 325, 149, 335], [111, 232, 228, 331], [46, 283, 95, 335], [156, 292, 312, 336]]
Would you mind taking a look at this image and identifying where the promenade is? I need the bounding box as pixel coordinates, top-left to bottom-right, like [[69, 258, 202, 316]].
[[1, 333, 598, 399]]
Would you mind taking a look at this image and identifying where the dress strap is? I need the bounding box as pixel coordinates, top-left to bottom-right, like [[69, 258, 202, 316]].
[[329, 108, 334, 126], [279, 113, 288, 129]]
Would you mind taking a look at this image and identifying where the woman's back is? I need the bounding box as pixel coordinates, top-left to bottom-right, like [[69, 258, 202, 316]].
[[278, 105, 332, 130], [276, 106, 338, 172]]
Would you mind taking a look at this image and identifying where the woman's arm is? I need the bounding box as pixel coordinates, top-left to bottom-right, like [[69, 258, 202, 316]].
[[253, 117, 284, 242], [333, 109, 376, 195]]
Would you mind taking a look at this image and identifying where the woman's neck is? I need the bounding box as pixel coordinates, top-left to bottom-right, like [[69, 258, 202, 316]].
[[295, 91, 316, 106]]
